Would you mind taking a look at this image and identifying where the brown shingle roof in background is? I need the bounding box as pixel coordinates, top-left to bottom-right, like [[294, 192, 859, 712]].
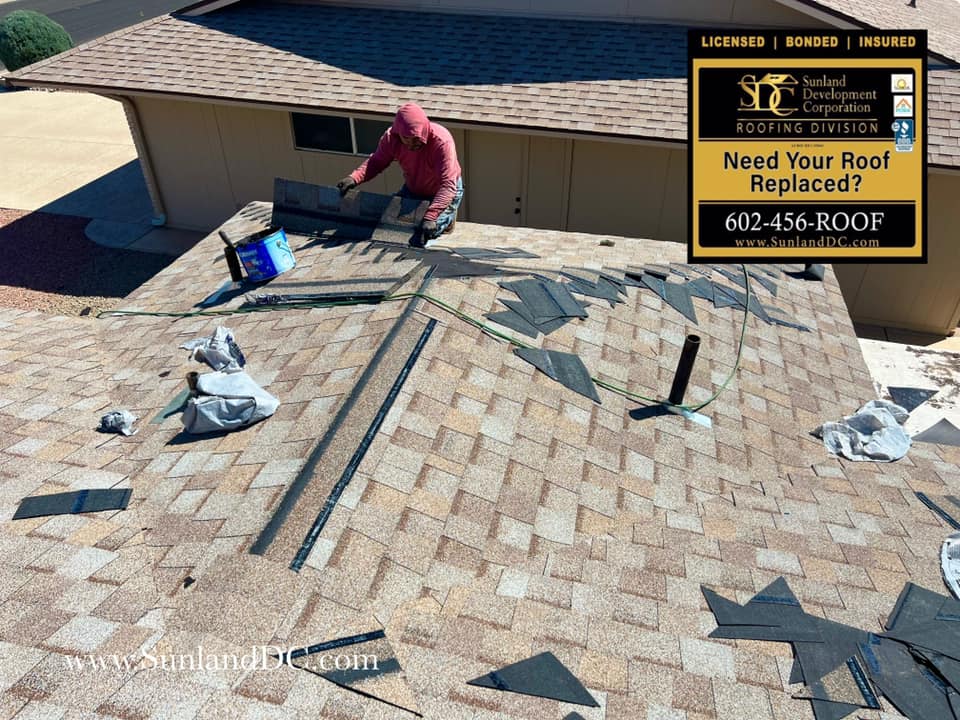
[[787, 0, 960, 65], [3, 1, 959, 166]]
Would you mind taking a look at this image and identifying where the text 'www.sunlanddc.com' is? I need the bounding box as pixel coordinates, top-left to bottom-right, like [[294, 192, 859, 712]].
[[733, 235, 881, 248], [62, 647, 380, 673]]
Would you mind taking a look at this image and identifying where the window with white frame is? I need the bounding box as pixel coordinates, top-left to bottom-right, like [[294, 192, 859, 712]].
[[291, 113, 392, 155]]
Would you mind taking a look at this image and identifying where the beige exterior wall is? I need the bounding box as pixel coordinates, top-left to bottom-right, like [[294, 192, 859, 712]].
[[132, 96, 685, 240], [133, 97, 409, 230], [286, 0, 823, 26], [834, 171, 960, 336]]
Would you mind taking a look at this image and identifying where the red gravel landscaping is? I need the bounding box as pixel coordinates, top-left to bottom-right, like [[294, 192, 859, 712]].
[[0, 208, 173, 316]]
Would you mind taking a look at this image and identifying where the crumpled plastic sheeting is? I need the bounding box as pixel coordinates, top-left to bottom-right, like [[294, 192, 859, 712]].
[[181, 371, 279, 434], [180, 326, 246, 372], [98, 410, 138, 436], [814, 399, 911, 462]]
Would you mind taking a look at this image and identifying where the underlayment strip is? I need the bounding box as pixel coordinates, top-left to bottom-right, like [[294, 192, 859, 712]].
[[249, 267, 434, 558], [13, 489, 132, 519], [916, 492, 960, 530], [290, 318, 437, 572]]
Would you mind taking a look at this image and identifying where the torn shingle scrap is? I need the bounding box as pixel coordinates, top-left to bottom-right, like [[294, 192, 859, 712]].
[[514, 347, 600, 403], [286, 628, 422, 717], [705, 577, 960, 720], [467, 652, 598, 707], [498, 278, 588, 323], [14, 488, 132, 519]]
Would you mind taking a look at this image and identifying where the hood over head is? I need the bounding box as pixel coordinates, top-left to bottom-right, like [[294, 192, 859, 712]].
[[392, 103, 431, 143]]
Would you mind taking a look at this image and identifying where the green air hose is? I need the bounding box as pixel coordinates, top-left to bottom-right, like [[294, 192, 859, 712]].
[[98, 265, 752, 413]]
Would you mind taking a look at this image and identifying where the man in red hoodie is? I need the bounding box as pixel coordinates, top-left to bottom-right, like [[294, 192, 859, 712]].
[[337, 103, 463, 246]]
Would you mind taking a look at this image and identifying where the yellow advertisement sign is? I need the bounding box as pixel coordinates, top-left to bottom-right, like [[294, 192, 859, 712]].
[[689, 31, 926, 262]]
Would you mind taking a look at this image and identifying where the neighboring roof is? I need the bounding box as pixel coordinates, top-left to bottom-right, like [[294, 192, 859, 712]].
[[3, 1, 959, 167], [0, 2, 688, 142], [784, 0, 960, 66], [2, 204, 958, 718], [929, 69, 960, 166]]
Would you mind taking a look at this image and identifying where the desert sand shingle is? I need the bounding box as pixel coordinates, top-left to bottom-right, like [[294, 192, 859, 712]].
[[0, 202, 959, 718]]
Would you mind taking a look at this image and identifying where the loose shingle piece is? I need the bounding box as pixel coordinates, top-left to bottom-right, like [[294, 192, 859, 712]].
[[498, 279, 587, 324], [705, 578, 960, 720], [467, 652, 599, 707], [14, 489, 132, 519], [287, 629, 422, 717], [887, 387, 938, 413], [514, 348, 600, 403]]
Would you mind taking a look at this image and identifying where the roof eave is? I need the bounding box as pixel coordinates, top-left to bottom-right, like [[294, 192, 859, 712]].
[[772, 0, 958, 66]]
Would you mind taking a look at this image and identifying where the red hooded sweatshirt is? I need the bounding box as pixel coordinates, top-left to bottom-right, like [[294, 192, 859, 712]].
[[350, 103, 462, 222]]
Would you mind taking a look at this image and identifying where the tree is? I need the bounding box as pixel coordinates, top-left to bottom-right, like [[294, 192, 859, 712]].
[[0, 10, 73, 72]]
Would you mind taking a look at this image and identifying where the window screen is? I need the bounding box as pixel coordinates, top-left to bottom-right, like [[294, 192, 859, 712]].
[[354, 119, 392, 155], [291, 113, 352, 153]]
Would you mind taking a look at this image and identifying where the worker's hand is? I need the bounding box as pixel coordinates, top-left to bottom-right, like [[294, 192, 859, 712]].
[[421, 219, 439, 239], [336, 176, 357, 196]]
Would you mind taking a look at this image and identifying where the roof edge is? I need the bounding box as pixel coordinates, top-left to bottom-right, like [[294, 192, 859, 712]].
[[0, 79, 689, 148], [177, 0, 245, 16], [772, 0, 958, 65]]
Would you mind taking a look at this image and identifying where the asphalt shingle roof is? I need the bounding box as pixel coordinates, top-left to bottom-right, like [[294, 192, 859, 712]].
[[6, 2, 959, 167], [789, 0, 960, 66], [2, 204, 960, 718]]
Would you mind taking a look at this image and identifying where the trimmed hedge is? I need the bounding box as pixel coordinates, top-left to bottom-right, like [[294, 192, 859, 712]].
[[0, 10, 73, 72]]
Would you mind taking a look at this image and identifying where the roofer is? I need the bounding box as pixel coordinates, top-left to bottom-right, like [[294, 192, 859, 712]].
[[337, 102, 463, 247]]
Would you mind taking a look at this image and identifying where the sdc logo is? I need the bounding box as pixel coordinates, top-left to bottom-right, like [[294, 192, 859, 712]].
[[737, 73, 798, 117]]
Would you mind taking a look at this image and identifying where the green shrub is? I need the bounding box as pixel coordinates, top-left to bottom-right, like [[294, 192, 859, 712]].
[[0, 10, 73, 72]]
